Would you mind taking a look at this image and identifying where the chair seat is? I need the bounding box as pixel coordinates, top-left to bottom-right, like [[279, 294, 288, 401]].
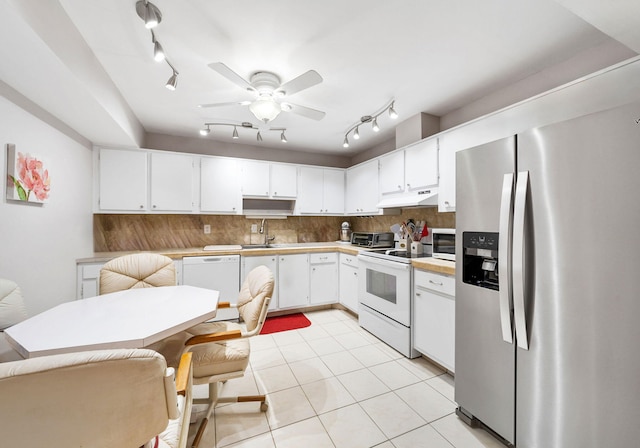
[[153, 321, 250, 381]]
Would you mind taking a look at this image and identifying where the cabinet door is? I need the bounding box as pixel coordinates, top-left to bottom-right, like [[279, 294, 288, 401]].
[[201, 157, 241, 213], [339, 255, 359, 313], [150, 152, 194, 212], [413, 284, 455, 371], [309, 254, 338, 305], [323, 168, 345, 214], [278, 254, 309, 309], [346, 159, 379, 214], [243, 255, 278, 310], [241, 160, 270, 197], [271, 163, 297, 198], [297, 166, 324, 214], [98, 149, 148, 211], [437, 136, 456, 211], [379, 151, 405, 195], [405, 139, 438, 192]]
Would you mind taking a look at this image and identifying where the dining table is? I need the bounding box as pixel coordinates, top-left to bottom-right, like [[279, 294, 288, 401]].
[[4, 285, 219, 359]]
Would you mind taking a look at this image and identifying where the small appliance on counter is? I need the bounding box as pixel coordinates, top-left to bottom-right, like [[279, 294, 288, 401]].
[[340, 222, 351, 242], [350, 231, 394, 248], [432, 228, 456, 261]]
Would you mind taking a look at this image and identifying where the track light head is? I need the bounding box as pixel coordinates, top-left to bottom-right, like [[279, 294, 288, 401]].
[[343, 136, 349, 148], [353, 126, 360, 140], [166, 71, 178, 90], [232, 126, 239, 139], [136, 1, 162, 29], [257, 131, 263, 142], [372, 117, 380, 132], [280, 131, 287, 143], [389, 102, 398, 119], [199, 125, 210, 136], [153, 40, 165, 62]]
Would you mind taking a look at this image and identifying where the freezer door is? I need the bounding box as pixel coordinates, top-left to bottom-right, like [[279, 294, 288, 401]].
[[516, 101, 640, 447], [455, 136, 516, 444]]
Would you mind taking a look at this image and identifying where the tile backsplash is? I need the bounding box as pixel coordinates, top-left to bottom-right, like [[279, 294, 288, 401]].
[[94, 209, 455, 252]]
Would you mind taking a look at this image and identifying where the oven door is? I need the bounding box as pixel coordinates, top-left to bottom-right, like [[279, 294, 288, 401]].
[[358, 255, 412, 326]]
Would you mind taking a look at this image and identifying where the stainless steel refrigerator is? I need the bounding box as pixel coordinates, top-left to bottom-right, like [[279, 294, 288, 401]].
[[454, 100, 640, 447]]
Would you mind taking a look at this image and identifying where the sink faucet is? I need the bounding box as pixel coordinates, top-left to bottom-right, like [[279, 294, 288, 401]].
[[259, 219, 275, 245]]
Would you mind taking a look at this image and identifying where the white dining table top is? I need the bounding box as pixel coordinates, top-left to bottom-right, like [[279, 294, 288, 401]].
[[4, 285, 219, 359]]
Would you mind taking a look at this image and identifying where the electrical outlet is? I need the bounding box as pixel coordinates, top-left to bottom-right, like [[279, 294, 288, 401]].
[[251, 224, 258, 233], [204, 224, 211, 234]]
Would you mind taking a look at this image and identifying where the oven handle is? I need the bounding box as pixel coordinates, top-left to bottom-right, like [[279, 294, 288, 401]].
[[357, 255, 412, 271]]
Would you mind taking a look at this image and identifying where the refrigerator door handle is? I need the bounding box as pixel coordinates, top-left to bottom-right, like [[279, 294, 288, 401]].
[[498, 173, 514, 344], [513, 171, 530, 350]]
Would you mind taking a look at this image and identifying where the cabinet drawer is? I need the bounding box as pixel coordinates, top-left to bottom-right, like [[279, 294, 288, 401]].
[[310, 252, 337, 264], [340, 254, 359, 268], [414, 269, 455, 296], [82, 263, 104, 279]]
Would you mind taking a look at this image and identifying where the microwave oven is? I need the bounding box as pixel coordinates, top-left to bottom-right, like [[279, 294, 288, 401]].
[[432, 228, 456, 261]]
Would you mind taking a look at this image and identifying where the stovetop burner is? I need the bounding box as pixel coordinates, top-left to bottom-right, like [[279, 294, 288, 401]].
[[360, 248, 432, 264]]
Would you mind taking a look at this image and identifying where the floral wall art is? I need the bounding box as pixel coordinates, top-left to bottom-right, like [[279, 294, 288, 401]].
[[6, 143, 51, 204]]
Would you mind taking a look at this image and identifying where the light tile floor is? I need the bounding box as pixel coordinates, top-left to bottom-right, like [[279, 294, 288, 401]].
[[188, 308, 505, 448]]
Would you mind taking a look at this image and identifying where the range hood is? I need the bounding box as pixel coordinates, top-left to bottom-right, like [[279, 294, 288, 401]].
[[242, 198, 295, 216], [376, 188, 438, 209]]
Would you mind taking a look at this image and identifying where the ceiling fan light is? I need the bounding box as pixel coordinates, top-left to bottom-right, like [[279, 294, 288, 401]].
[[232, 126, 239, 139], [153, 40, 165, 62], [280, 131, 287, 143], [343, 136, 349, 148], [389, 102, 398, 119], [372, 117, 380, 132], [249, 96, 282, 123], [165, 71, 178, 90], [353, 126, 360, 140]]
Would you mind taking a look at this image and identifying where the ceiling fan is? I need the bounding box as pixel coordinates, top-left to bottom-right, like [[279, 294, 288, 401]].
[[199, 62, 326, 123]]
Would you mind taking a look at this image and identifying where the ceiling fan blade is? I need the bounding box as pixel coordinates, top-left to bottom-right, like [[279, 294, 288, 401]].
[[208, 62, 255, 91], [198, 101, 251, 108], [283, 102, 326, 121], [276, 70, 323, 96]]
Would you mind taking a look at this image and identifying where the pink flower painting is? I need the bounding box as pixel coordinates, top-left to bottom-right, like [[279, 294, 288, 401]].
[[6, 144, 51, 203]]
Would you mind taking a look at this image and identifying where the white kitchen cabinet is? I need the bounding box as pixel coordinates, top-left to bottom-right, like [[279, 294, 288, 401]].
[[182, 255, 239, 321], [200, 157, 241, 214], [297, 166, 345, 214], [241, 160, 297, 198], [379, 151, 405, 196], [437, 135, 456, 212], [150, 152, 195, 212], [277, 253, 309, 309], [242, 255, 278, 311], [413, 269, 455, 371], [309, 253, 338, 305], [405, 138, 438, 192], [98, 148, 148, 211], [339, 253, 359, 313], [346, 159, 379, 214]]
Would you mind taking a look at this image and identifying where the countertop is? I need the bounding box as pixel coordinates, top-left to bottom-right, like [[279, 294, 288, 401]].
[[77, 243, 456, 275]]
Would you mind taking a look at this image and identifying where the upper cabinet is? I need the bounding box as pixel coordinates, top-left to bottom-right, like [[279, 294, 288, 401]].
[[437, 135, 457, 212], [379, 151, 405, 196], [379, 139, 438, 199], [297, 166, 344, 215], [241, 160, 297, 198], [97, 148, 148, 212], [346, 159, 379, 214], [201, 156, 241, 214], [150, 152, 195, 212]]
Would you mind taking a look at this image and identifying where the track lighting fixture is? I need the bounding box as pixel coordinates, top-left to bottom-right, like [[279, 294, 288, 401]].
[[136, 1, 162, 29], [135, 1, 179, 90], [199, 122, 288, 143], [342, 100, 398, 148]]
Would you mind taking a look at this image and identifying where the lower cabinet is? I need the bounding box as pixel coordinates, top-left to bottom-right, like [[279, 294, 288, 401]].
[[278, 254, 310, 309], [309, 253, 338, 305], [413, 269, 455, 372], [242, 255, 279, 311], [338, 253, 359, 313]]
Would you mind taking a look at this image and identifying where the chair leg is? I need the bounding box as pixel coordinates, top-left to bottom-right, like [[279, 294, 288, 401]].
[[218, 394, 268, 411]]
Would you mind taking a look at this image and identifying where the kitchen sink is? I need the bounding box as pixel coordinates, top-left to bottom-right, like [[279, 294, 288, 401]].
[[241, 244, 274, 249]]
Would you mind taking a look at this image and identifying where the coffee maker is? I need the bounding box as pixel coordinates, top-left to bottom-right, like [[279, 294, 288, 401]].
[[340, 222, 351, 242], [462, 232, 499, 290]]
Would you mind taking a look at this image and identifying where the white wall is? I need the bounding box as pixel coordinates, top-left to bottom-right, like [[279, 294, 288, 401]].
[[0, 96, 94, 315]]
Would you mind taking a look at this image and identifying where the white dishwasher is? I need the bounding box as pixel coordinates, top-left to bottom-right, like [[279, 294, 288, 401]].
[[182, 255, 240, 321]]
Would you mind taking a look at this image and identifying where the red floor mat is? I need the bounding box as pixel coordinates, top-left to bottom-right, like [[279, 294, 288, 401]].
[[260, 313, 311, 335]]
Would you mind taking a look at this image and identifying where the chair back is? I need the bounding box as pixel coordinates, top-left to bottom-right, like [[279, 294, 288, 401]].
[[0, 348, 177, 448], [99, 253, 176, 295], [0, 279, 28, 330], [236, 265, 274, 334]]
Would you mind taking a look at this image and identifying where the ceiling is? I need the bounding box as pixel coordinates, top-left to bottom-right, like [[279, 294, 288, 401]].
[[1, 0, 639, 157]]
